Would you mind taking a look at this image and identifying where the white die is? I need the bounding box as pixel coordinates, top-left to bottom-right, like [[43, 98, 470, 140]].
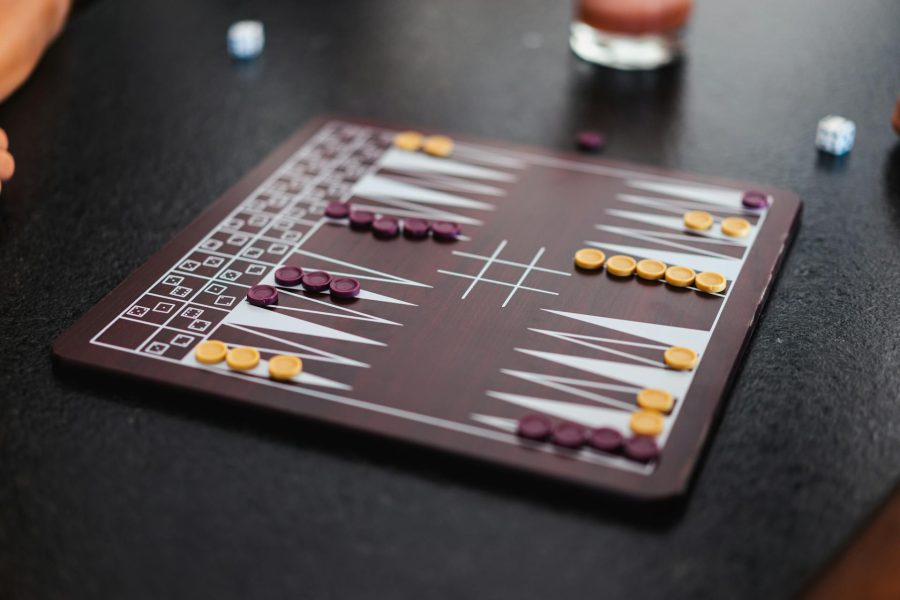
[[227, 21, 265, 60], [815, 115, 855, 155]]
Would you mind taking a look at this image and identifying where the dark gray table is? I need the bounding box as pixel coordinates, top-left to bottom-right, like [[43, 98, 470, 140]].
[[2, 1, 899, 598]]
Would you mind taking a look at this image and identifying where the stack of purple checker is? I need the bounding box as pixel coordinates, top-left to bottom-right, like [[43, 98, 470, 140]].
[[515, 412, 659, 463], [329, 277, 361, 299], [274, 265, 304, 287], [431, 221, 460, 242], [575, 130, 606, 153], [246, 284, 279, 307], [324, 201, 351, 219], [336, 202, 461, 243], [741, 190, 770, 210], [402, 218, 430, 239], [272, 264, 361, 300], [373, 216, 400, 239]]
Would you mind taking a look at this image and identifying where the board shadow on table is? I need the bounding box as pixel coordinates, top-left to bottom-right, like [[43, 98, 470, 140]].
[[52, 359, 694, 528]]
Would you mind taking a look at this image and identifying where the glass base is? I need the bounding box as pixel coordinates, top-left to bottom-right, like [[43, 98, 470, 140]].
[[570, 21, 682, 70]]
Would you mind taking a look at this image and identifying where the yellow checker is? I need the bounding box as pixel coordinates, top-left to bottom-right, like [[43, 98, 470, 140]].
[[630, 410, 665, 437], [269, 355, 302, 381], [721, 217, 751, 237], [606, 255, 637, 277], [226, 346, 260, 371], [684, 210, 714, 231], [695, 271, 727, 294], [393, 131, 423, 151], [423, 135, 454, 157], [637, 388, 674, 414], [636, 259, 667, 280], [664, 346, 698, 370], [665, 265, 696, 287], [574, 248, 606, 270], [195, 340, 228, 365]]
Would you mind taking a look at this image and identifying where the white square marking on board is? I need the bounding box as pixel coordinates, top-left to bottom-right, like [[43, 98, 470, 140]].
[[163, 275, 184, 286], [179, 260, 200, 272], [153, 302, 175, 314], [242, 247, 264, 259], [280, 231, 301, 242], [267, 243, 288, 255], [203, 256, 225, 268], [220, 270, 241, 281], [248, 215, 269, 227], [170, 334, 195, 348], [245, 264, 267, 276], [205, 283, 227, 295], [145, 342, 169, 356], [181, 307, 204, 319], [225, 218, 245, 230], [188, 319, 211, 332], [126, 306, 149, 318], [227, 234, 249, 246], [272, 220, 291, 231], [172, 333, 197, 348], [214, 295, 236, 307], [171, 286, 192, 298], [201, 239, 223, 251]]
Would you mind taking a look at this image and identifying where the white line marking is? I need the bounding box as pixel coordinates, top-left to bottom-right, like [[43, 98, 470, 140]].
[[527, 329, 669, 350], [451, 250, 571, 276], [502, 246, 546, 308], [438, 271, 559, 296], [460, 239, 507, 300]]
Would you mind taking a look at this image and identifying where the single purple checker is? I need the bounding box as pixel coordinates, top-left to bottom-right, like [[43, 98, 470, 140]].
[[372, 217, 400, 239], [274, 265, 304, 287], [349, 210, 375, 231], [575, 130, 606, 153], [431, 221, 460, 241], [325, 201, 350, 219], [403, 218, 431, 239], [516, 413, 552, 441], [246, 284, 278, 307], [742, 190, 770, 210], [550, 421, 587, 449], [588, 427, 624, 453], [623, 436, 660, 463], [329, 277, 361, 298], [301, 271, 333, 292]]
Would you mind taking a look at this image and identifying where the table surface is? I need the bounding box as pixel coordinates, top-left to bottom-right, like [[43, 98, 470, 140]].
[[2, 1, 899, 598]]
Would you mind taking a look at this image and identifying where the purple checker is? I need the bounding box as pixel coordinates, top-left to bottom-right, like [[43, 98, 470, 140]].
[[431, 221, 460, 241], [301, 271, 333, 292], [742, 190, 770, 210], [274, 265, 304, 287], [588, 427, 624, 453], [516, 413, 552, 442], [246, 284, 278, 307], [575, 130, 606, 153], [623, 436, 660, 463], [329, 277, 361, 298], [551, 421, 587, 449], [403, 218, 431, 239], [325, 201, 350, 219], [349, 210, 375, 231], [372, 217, 400, 239]]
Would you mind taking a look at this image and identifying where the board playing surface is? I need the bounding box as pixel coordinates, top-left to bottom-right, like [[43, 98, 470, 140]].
[[53, 116, 801, 499]]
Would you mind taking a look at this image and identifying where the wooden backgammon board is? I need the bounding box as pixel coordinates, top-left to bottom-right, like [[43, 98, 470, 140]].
[[53, 116, 801, 499]]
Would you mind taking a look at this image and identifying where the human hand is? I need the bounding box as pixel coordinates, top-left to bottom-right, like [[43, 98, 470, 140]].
[[0, 128, 15, 193], [0, 0, 71, 102]]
